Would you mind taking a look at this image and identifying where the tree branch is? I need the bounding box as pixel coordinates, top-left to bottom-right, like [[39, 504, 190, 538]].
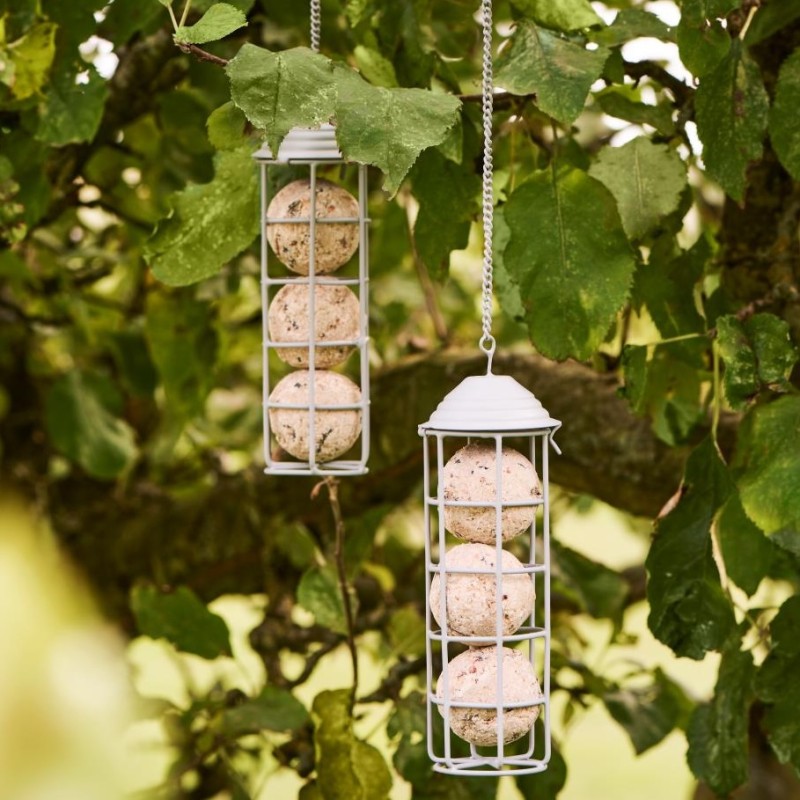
[[176, 41, 230, 67], [3, 350, 737, 615]]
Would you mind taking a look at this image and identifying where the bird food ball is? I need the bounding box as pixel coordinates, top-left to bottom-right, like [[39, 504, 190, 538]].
[[436, 646, 542, 746], [269, 371, 361, 462], [267, 179, 359, 274], [430, 543, 533, 641], [268, 284, 360, 368], [443, 443, 540, 543]]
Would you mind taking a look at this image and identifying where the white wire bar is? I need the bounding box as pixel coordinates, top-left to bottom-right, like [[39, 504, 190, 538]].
[[258, 156, 371, 476], [422, 428, 556, 776]]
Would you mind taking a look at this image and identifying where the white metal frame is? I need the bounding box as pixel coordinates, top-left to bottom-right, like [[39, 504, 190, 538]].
[[420, 425, 558, 776], [256, 132, 370, 476]]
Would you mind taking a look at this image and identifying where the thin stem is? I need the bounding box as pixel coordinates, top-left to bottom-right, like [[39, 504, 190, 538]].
[[403, 197, 450, 345], [712, 339, 721, 444], [166, 3, 179, 31], [313, 477, 359, 704], [179, 0, 192, 28], [739, 4, 758, 40], [175, 42, 229, 66]]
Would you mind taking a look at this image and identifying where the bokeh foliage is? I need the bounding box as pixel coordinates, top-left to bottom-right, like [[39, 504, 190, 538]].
[[2, 0, 800, 798]]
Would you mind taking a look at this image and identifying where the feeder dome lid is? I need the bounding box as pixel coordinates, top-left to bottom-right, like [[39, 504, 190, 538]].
[[419, 373, 560, 434], [254, 124, 342, 163]]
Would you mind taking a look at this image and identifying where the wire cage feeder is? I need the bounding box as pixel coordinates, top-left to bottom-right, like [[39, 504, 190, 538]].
[[419, 369, 561, 776], [255, 125, 371, 476]]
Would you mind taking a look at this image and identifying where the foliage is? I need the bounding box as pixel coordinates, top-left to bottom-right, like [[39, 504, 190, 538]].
[[1, 0, 800, 798]]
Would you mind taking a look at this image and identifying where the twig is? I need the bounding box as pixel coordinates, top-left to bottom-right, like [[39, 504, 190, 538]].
[[312, 477, 359, 704], [402, 196, 450, 345], [458, 90, 536, 108], [175, 41, 229, 67], [623, 59, 692, 105], [358, 656, 427, 704]]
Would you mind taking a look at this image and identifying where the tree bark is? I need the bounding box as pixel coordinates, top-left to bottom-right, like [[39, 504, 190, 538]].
[[2, 348, 733, 617]]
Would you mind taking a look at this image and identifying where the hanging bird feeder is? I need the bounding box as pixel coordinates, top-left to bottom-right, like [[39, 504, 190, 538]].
[[419, 0, 561, 776], [256, 5, 370, 476]]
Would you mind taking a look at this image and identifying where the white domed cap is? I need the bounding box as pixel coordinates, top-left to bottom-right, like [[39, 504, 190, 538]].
[[254, 124, 342, 163], [419, 374, 560, 433]]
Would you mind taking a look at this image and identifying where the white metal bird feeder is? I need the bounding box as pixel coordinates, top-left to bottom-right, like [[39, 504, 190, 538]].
[[256, 4, 370, 476], [419, 0, 561, 776]]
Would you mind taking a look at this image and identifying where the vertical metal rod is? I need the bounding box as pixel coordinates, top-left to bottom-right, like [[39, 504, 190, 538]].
[[358, 164, 371, 470], [423, 434, 436, 761], [436, 434, 452, 766], [493, 434, 505, 765], [542, 433, 552, 762], [307, 165, 318, 472], [261, 162, 272, 469]]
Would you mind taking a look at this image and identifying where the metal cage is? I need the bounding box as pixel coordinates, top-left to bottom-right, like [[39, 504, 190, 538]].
[[255, 125, 370, 476], [419, 373, 560, 776]]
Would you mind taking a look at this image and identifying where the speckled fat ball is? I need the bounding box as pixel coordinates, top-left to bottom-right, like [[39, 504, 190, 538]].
[[436, 646, 542, 746], [430, 544, 533, 642], [269, 371, 361, 462], [267, 179, 359, 274], [443, 443, 540, 544], [268, 284, 360, 368]]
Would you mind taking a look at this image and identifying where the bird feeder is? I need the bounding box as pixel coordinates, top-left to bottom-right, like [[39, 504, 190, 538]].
[[255, 126, 370, 476], [419, 368, 560, 776], [418, 0, 561, 775]]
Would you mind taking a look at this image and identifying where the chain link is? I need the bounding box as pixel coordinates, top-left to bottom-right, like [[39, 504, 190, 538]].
[[479, 0, 495, 357], [310, 0, 321, 52]]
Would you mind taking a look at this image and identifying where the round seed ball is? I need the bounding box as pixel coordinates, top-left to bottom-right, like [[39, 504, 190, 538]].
[[443, 443, 540, 544], [267, 179, 359, 274], [430, 544, 533, 642], [269, 371, 361, 462], [268, 284, 360, 368], [436, 646, 542, 746]]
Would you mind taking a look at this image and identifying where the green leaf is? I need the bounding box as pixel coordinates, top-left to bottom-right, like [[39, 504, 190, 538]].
[[717, 313, 798, 409], [592, 9, 674, 47], [131, 584, 232, 659], [334, 73, 461, 195], [677, 18, 730, 78], [222, 686, 309, 735], [604, 669, 691, 754], [552, 540, 628, 622], [634, 236, 707, 340], [146, 146, 258, 286], [717, 494, 776, 596], [206, 101, 248, 150], [595, 89, 676, 137], [746, 3, 800, 46], [620, 343, 706, 445], [589, 138, 687, 240], [496, 21, 608, 126], [769, 48, 800, 181], [226, 45, 337, 155], [298, 565, 348, 635], [681, 0, 741, 26], [410, 148, 480, 279], [174, 2, 247, 44], [510, 0, 603, 32], [353, 45, 398, 88], [503, 164, 635, 360], [514, 734, 567, 799], [4, 21, 57, 100], [695, 41, 769, 201], [755, 595, 800, 772], [387, 606, 426, 657], [646, 438, 736, 659], [734, 396, 800, 551], [687, 639, 754, 796], [45, 371, 138, 479], [493, 206, 526, 322], [313, 689, 393, 800], [36, 67, 108, 146], [145, 293, 219, 420]]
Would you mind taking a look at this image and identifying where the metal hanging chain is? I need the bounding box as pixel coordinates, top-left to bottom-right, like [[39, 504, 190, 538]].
[[479, 0, 496, 363], [310, 0, 321, 52]]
